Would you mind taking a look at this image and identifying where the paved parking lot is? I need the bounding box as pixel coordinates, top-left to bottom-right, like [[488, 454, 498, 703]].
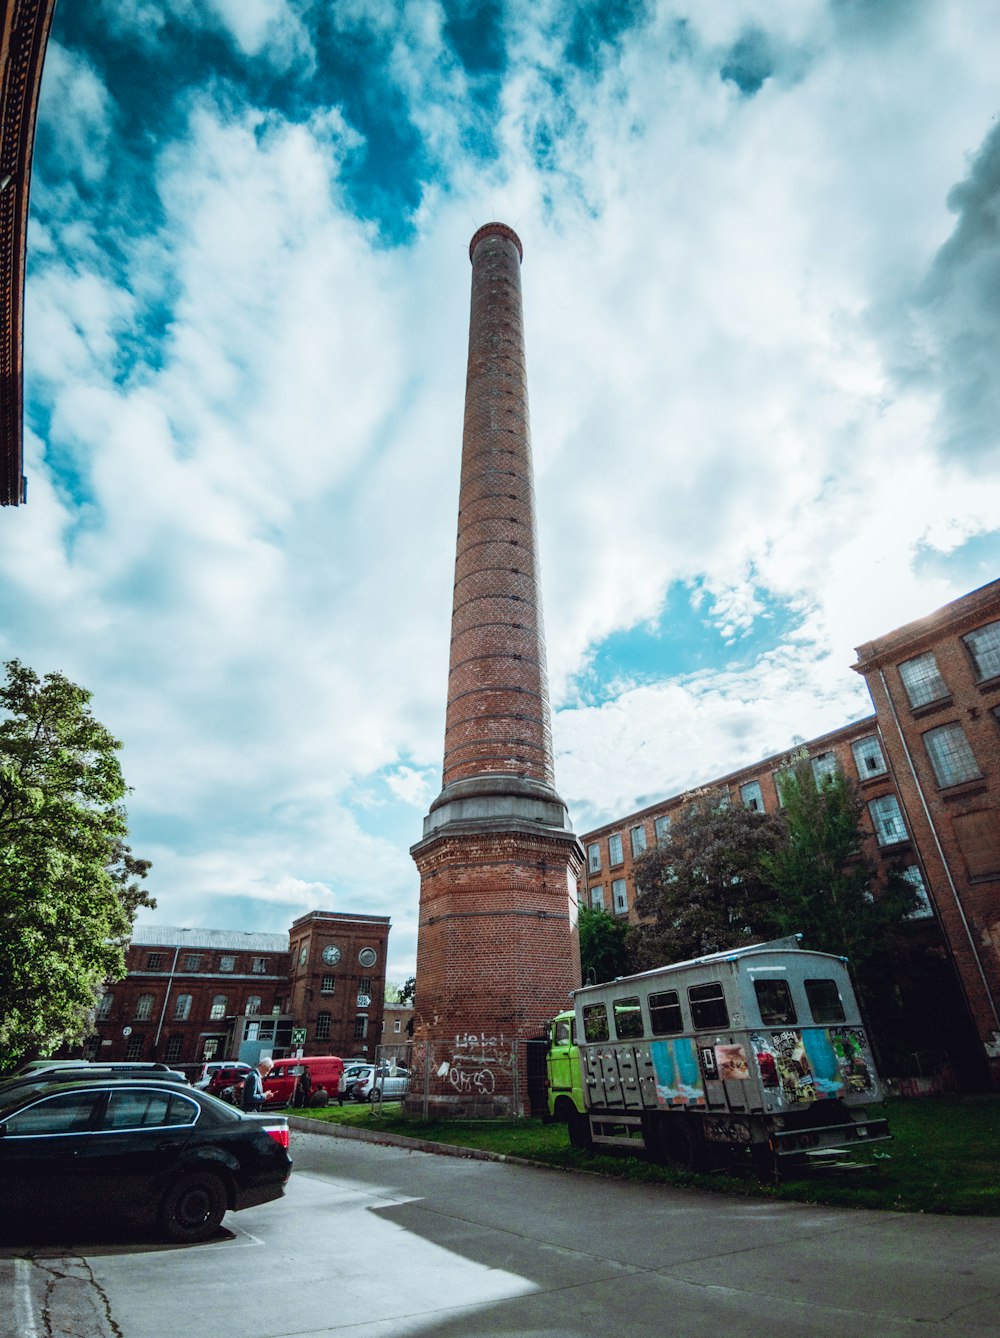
[[2, 1125, 999, 1336]]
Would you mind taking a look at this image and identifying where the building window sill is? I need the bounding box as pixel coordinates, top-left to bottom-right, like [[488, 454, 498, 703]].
[[975, 675, 1000, 696], [937, 781, 988, 803], [877, 839, 911, 854], [909, 696, 953, 720]]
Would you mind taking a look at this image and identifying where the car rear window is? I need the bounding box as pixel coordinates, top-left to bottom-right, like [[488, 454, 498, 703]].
[[103, 1089, 198, 1130]]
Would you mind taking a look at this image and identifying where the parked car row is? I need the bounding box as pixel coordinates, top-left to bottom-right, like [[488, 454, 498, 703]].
[[0, 1065, 292, 1244], [6, 1053, 409, 1111]]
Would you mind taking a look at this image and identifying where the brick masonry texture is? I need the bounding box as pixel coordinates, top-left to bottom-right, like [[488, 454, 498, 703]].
[[444, 225, 552, 788], [411, 225, 582, 1100]]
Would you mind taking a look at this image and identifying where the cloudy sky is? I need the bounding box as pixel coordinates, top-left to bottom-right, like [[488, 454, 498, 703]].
[[3, 0, 999, 981]]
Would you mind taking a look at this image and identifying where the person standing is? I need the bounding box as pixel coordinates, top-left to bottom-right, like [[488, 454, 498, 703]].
[[241, 1057, 273, 1112]]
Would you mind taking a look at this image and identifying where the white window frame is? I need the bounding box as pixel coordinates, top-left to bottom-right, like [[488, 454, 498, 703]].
[[209, 994, 228, 1021], [923, 723, 981, 788], [612, 878, 628, 915], [811, 752, 838, 785], [868, 794, 908, 846], [898, 652, 949, 708], [244, 995, 262, 1016], [173, 993, 192, 1021], [852, 735, 887, 779], [901, 865, 933, 919], [608, 832, 624, 865], [134, 993, 154, 1021], [587, 842, 601, 873]]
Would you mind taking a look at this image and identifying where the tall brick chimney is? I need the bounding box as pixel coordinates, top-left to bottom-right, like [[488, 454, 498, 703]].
[[409, 223, 583, 1115]]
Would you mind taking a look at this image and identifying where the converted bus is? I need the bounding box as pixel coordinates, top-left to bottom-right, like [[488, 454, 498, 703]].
[[547, 937, 890, 1173]]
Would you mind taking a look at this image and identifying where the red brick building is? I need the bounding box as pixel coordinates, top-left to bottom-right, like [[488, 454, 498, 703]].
[[410, 224, 583, 1114], [854, 579, 1000, 1085], [87, 911, 390, 1068], [581, 579, 1000, 1089]]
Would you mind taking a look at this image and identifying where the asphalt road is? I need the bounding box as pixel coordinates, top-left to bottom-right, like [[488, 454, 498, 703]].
[[2, 1124, 999, 1337]]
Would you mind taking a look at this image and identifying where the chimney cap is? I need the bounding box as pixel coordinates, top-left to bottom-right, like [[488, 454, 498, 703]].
[[469, 222, 523, 263]]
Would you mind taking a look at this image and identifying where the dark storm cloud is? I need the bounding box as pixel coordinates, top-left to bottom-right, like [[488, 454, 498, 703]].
[[921, 120, 1000, 466]]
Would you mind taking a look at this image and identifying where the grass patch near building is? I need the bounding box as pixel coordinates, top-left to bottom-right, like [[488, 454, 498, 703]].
[[297, 1095, 1000, 1216]]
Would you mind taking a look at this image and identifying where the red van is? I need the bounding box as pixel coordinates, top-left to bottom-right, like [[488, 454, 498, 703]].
[[264, 1056, 345, 1107]]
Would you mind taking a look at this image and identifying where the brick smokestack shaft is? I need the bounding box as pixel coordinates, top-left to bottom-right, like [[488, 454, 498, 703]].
[[409, 225, 583, 1115], [445, 222, 553, 788]]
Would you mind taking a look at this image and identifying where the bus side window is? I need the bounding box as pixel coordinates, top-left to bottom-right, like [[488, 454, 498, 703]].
[[582, 1003, 609, 1043], [688, 982, 729, 1030], [648, 990, 683, 1035], [754, 978, 797, 1026], [613, 996, 644, 1040], [805, 978, 846, 1023]]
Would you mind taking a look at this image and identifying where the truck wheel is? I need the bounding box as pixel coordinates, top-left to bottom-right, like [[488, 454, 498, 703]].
[[665, 1116, 711, 1172], [567, 1110, 592, 1151], [158, 1171, 227, 1244]]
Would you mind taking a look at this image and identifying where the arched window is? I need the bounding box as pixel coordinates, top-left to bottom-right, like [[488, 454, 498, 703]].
[[244, 996, 262, 1016], [96, 993, 114, 1019], [209, 995, 228, 1020], [134, 993, 154, 1020], [173, 994, 192, 1020]]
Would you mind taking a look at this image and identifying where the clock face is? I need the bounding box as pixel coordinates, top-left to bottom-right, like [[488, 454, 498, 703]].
[[322, 944, 341, 965], [299, 944, 308, 965]]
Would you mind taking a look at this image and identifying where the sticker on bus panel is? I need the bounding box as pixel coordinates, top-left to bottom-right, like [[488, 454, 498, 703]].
[[650, 1037, 706, 1107]]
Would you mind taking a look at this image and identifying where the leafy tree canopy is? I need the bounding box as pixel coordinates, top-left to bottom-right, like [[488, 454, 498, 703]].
[[386, 976, 416, 1005], [761, 757, 918, 971], [0, 660, 153, 1070], [629, 760, 922, 1063], [630, 794, 786, 969], [579, 905, 630, 985]]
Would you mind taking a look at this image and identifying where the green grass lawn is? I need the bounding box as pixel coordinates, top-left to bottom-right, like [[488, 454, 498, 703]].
[[296, 1095, 1000, 1216]]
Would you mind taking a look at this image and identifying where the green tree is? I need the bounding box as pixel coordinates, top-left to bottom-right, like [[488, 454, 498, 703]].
[[578, 905, 630, 984], [630, 794, 786, 969], [0, 660, 153, 1070], [761, 757, 918, 970], [761, 756, 919, 1064]]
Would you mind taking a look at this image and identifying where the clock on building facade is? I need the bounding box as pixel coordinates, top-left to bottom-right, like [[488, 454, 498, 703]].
[[321, 944, 341, 965]]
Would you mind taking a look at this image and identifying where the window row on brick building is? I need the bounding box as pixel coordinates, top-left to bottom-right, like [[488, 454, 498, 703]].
[[579, 579, 1000, 1088]]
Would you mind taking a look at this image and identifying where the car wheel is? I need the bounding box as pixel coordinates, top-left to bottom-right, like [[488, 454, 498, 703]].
[[158, 1171, 227, 1244], [368, 1087, 381, 1102]]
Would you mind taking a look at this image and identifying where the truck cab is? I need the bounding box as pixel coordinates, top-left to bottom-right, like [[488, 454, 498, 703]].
[[546, 1011, 586, 1138]]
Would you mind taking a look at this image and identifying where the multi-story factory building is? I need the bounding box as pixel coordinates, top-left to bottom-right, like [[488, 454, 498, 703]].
[[580, 579, 1000, 1089]]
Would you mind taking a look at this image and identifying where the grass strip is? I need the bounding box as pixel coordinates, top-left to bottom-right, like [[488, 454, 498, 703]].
[[296, 1095, 1000, 1216]]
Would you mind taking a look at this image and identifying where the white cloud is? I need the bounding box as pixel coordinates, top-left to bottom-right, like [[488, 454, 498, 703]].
[[9, 1, 1000, 980]]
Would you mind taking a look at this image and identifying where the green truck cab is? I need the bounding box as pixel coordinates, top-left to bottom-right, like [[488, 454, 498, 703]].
[[545, 1011, 589, 1147]]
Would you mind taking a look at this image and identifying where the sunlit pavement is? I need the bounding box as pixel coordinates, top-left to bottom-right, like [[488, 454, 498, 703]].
[[2, 1127, 999, 1337]]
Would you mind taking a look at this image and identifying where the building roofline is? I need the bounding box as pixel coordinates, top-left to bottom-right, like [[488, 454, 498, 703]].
[[853, 577, 1000, 672], [579, 713, 878, 840]]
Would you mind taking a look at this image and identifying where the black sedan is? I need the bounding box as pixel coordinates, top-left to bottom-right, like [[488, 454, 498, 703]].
[[0, 1078, 292, 1243]]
